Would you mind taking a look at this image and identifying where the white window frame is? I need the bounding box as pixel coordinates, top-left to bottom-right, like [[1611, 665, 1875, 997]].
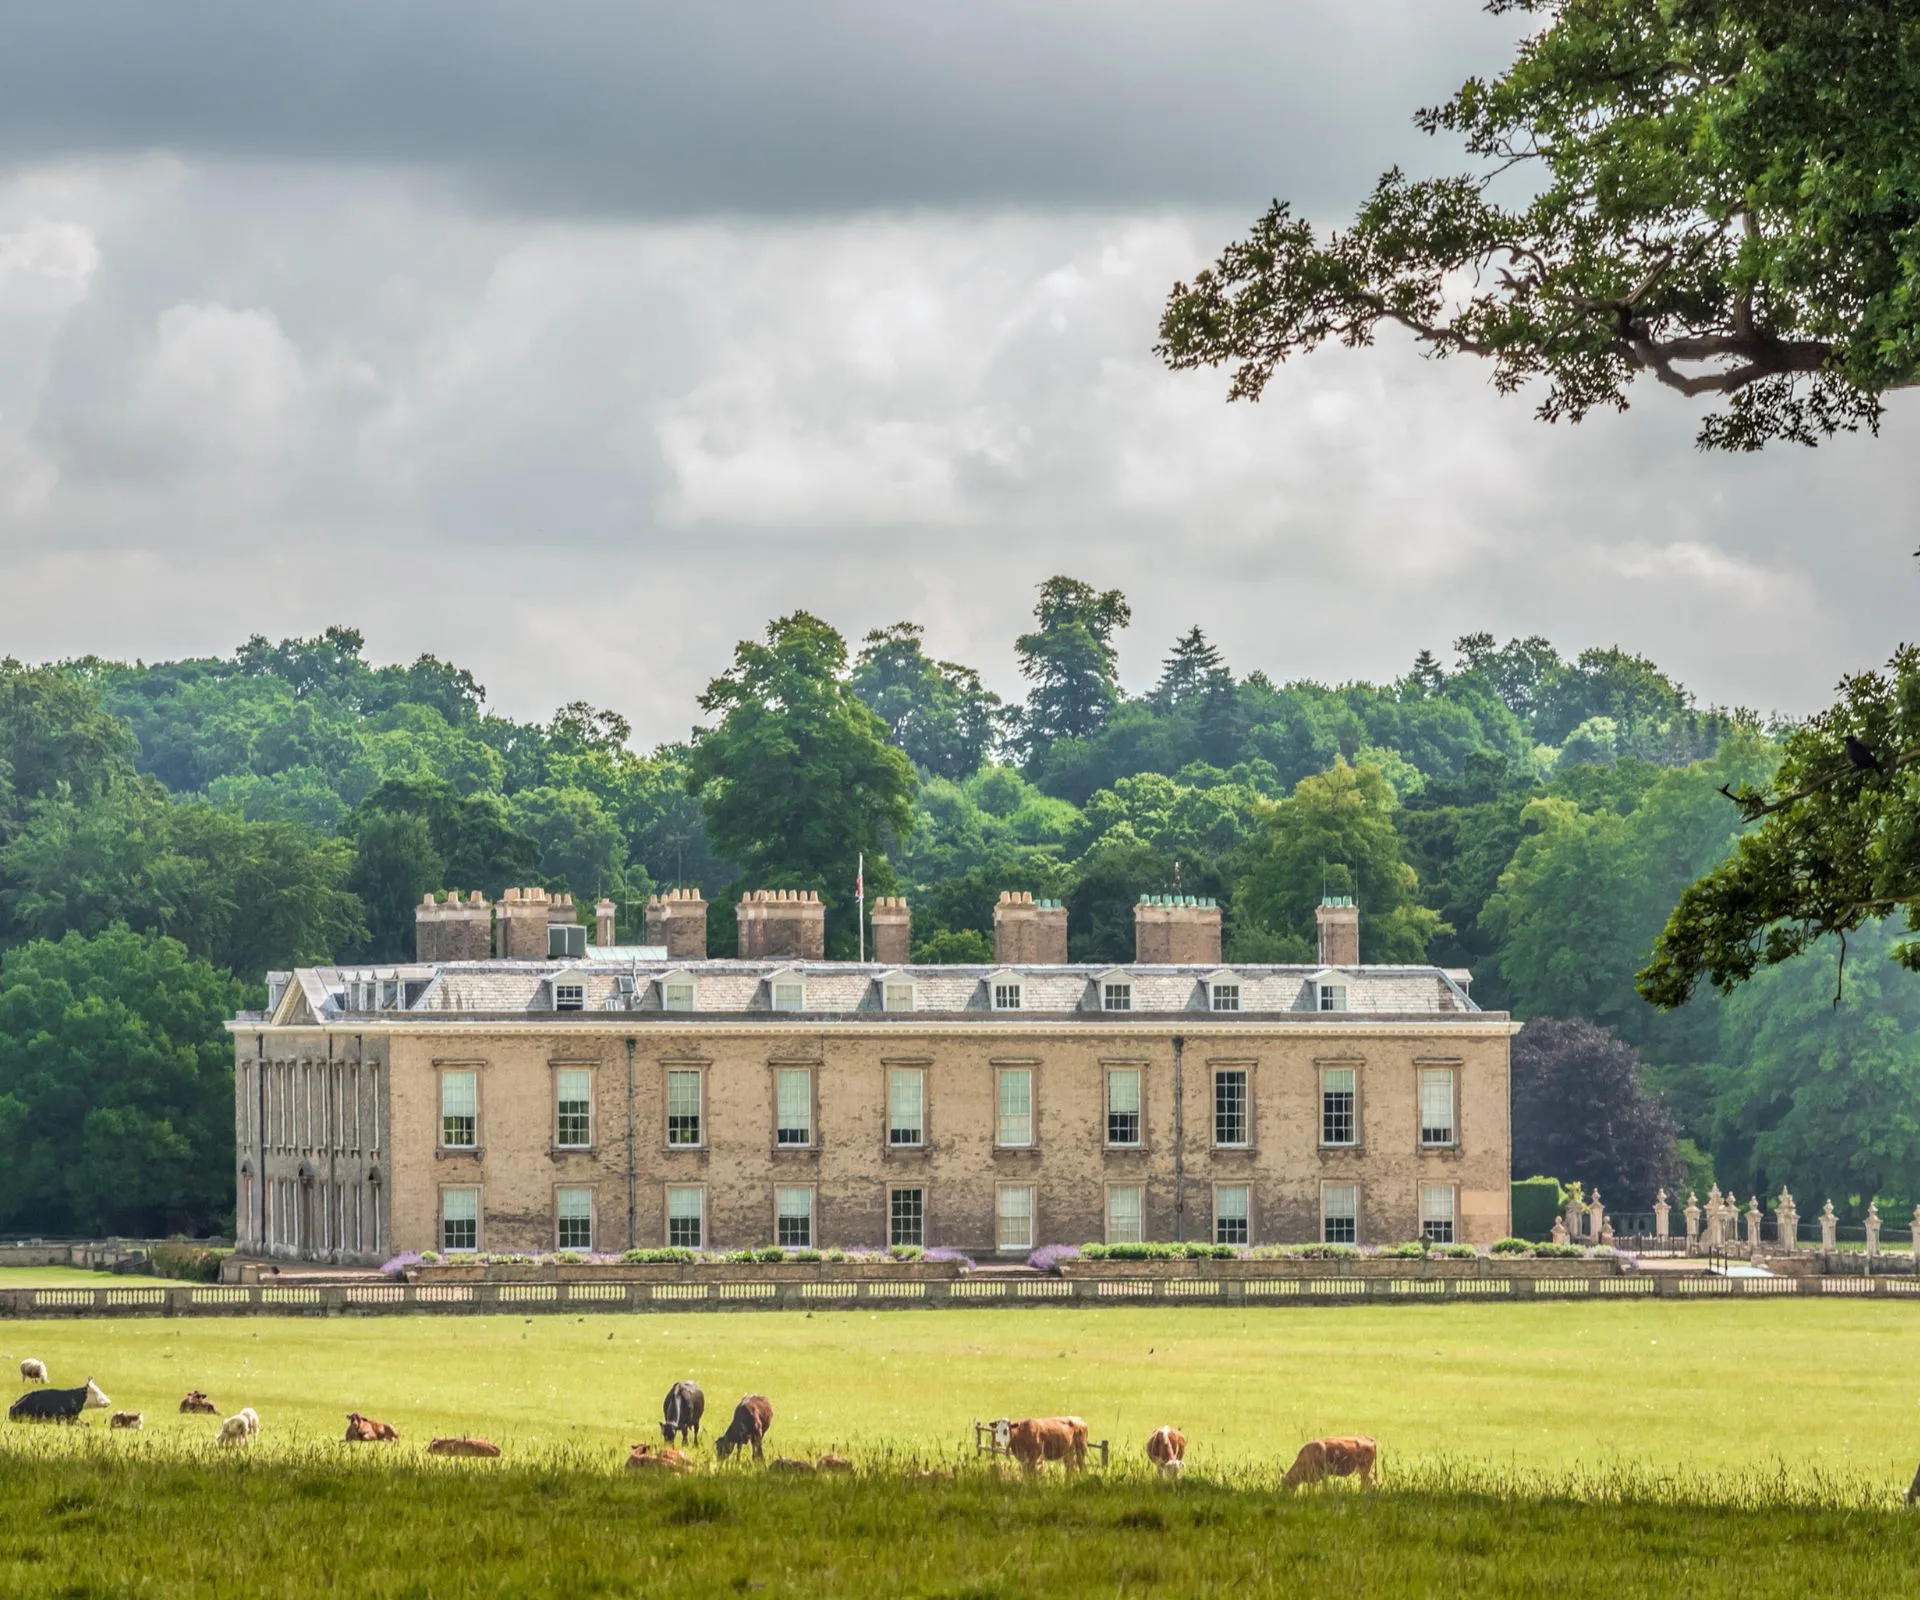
[[1105, 1183, 1145, 1245], [775, 1185, 814, 1250], [991, 974, 1024, 1011], [554, 1067, 593, 1150], [769, 970, 806, 1014], [555, 1186, 594, 1252], [1322, 1181, 1359, 1245], [665, 1068, 704, 1149], [552, 972, 586, 1012], [1319, 1065, 1358, 1148], [1318, 982, 1347, 1012], [996, 1184, 1035, 1254], [881, 976, 916, 1013], [774, 1066, 813, 1148], [995, 1067, 1034, 1149], [666, 1184, 705, 1250], [440, 1186, 480, 1254], [1105, 1067, 1142, 1148], [887, 1068, 925, 1148], [1100, 974, 1133, 1012], [1419, 1067, 1458, 1149], [439, 1069, 478, 1150], [1208, 972, 1241, 1012], [660, 971, 697, 1012], [1213, 1067, 1250, 1148], [889, 1185, 926, 1249], [1214, 1183, 1251, 1246], [1421, 1183, 1457, 1244]]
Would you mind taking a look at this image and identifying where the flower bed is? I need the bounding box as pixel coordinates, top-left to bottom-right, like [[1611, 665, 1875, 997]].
[[401, 1247, 971, 1285], [1043, 1242, 1633, 1280]]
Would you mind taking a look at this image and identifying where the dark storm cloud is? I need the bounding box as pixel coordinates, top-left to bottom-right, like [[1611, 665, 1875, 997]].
[[0, 1, 1519, 216]]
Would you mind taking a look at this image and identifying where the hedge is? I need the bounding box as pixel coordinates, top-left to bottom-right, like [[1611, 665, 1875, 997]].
[[1511, 1177, 1566, 1242]]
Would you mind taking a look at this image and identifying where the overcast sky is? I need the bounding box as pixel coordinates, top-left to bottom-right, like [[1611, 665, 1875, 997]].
[[2, 2, 1913, 740]]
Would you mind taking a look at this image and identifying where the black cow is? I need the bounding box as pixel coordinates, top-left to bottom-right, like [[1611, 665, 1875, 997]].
[[714, 1395, 773, 1462], [660, 1380, 705, 1446], [9, 1379, 108, 1423]]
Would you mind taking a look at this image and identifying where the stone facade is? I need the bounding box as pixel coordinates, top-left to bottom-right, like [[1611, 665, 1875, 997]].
[[230, 952, 1512, 1265]]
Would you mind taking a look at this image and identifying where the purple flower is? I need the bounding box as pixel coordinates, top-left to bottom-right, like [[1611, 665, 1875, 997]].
[[1027, 1244, 1079, 1273], [380, 1252, 423, 1278], [924, 1247, 975, 1270]]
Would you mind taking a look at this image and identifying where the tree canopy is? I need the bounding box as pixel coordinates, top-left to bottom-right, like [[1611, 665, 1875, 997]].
[[1159, 0, 1920, 450]]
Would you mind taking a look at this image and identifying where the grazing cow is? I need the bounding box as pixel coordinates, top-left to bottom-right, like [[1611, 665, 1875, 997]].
[[429, 1437, 502, 1459], [625, 1442, 692, 1472], [344, 1411, 399, 1442], [110, 1412, 143, 1430], [8, 1379, 109, 1424], [1006, 1416, 1089, 1474], [180, 1391, 219, 1415], [714, 1395, 774, 1462], [1146, 1426, 1186, 1478], [1281, 1436, 1377, 1490], [660, 1379, 705, 1446], [816, 1453, 854, 1475], [19, 1358, 48, 1384], [218, 1414, 253, 1446]]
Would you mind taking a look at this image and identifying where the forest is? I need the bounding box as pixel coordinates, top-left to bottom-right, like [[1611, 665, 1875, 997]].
[[4, 576, 1915, 1238]]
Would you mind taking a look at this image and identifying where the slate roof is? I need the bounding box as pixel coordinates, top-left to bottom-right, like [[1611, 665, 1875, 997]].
[[263, 957, 1480, 1021]]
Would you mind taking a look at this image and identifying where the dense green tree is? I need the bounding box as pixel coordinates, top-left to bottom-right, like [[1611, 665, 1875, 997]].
[[1159, 0, 1920, 450], [1511, 1017, 1682, 1207], [1453, 635, 1562, 729], [687, 613, 916, 956], [0, 926, 246, 1236], [1013, 578, 1132, 762], [0, 660, 138, 827], [505, 784, 634, 901], [1232, 759, 1444, 962], [850, 623, 1002, 781], [355, 777, 539, 897], [1150, 627, 1227, 712], [348, 812, 444, 962], [1066, 839, 1212, 965]]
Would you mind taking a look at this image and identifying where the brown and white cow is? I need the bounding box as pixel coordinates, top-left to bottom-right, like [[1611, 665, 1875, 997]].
[[1281, 1436, 1377, 1489], [180, 1390, 219, 1415], [428, 1436, 502, 1458], [1146, 1426, 1186, 1477], [1006, 1416, 1089, 1474], [344, 1411, 400, 1442], [109, 1411, 143, 1430], [714, 1395, 774, 1462], [625, 1442, 692, 1472]]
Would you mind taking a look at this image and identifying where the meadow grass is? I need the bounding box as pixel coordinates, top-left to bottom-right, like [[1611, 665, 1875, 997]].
[[0, 1266, 172, 1288], [1, 1438, 1915, 1599]]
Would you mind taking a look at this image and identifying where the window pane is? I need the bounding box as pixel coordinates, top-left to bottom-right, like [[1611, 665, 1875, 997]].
[[441, 1071, 476, 1148], [776, 1069, 812, 1146], [556, 1069, 592, 1147], [1106, 1185, 1143, 1244], [556, 1187, 593, 1251], [997, 1186, 1034, 1251], [666, 1186, 703, 1249], [662, 981, 696, 1012], [1321, 1068, 1355, 1146], [1215, 1185, 1250, 1246], [888, 1070, 924, 1146], [1103, 982, 1131, 1011], [1421, 1184, 1455, 1243], [442, 1189, 478, 1252], [883, 981, 915, 1012], [667, 1070, 702, 1146], [772, 981, 804, 1013], [993, 982, 1022, 1011], [1323, 1184, 1358, 1244], [1211, 983, 1240, 1012], [554, 983, 584, 1011], [776, 1187, 813, 1249], [1106, 1069, 1141, 1145], [997, 1070, 1033, 1147], [890, 1187, 924, 1248], [1214, 1070, 1248, 1146], [1319, 984, 1346, 1012], [1419, 1069, 1455, 1145]]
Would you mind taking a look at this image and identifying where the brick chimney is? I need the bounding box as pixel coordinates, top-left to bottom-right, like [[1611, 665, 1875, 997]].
[[993, 891, 1068, 965], [1315, 896, 1359, 966], [594, 898, 618, 948], [1133, 894, 1222, 965], [546, 892, 577, 930], [494, 887, 552, 960], [870, 896, 911, 965], [415, 890, 492, 963], [645, 889, 708, 960], [738, 889, 826, 961]]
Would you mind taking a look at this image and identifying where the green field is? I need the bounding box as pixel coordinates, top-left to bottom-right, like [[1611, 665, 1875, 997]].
[[0, 1266, 172, 1288], [6, 1300, 1920, 1478]]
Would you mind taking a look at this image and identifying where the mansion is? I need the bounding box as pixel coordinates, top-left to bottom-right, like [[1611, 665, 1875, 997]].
[[229, 887, 1515, 1264]]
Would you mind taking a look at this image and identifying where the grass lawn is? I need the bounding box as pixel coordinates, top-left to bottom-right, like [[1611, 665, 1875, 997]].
[[6, 1300, 1920, 1480], [0, 1266, 172, 1288]]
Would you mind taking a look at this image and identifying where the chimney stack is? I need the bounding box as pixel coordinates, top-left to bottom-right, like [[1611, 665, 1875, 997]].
[[870, 896, 911, 965], [415, 890, 492, 963], [1133, 894, 1222, 965], [594, 898, 618, 948], [546, 892, 577, 930], [993, 891, 1068, 965], [1315, 896, 1359, 966], [494, 887, 552, 960], [645, 889, 709, 960], [737, 889, 826, 961]]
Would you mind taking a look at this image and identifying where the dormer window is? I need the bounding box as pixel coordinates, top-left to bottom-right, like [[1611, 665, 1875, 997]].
[[881, 978, 916, 1013], [770, 972, 805, 1014], [1208, 972, 1241, 1012], [379, 980, 399, 1011], [554, 982, 585, 1012], [991, 976, 1023, 1011], [660, 972, 697, 1013], [1100, 973, 1132, 1012], [1318, 982, 1347, 1012]]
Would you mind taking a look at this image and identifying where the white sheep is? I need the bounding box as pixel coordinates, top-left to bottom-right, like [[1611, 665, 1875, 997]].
[[19, 1358, 48, 1384], [219, 1414, 253, 1446], [237, 1406, 260, 1436]]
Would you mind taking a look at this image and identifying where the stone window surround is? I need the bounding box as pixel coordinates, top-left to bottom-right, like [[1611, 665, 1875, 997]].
[[1102, 1058, 1149, 1152], [1103, 1180, 1146, 1245], [884, 1058, 932, 1153], [773, 1182, 816, 1248], [995, 1181, 1037, 1255], [1420, 1179, 1460, 1243], [768, 1059, 820, 1152], [888, 1183, 927, 1250], [661, 1059, 709, 1152], [550, 1058, 598, 1154], [1316, 1056, 1365, 1153], [439, 1183, 483, 1253], [553, 1182, 597, 1251], [433, 1059, 487, 1160], [1414, 1057, 1464, 1154], [665, 1181, 707, 1249], [993, 1063, 1037, 1151], [1208, 1058, 1257, 1151], [1212, 1179, 1253, 1245], [1320, 1177, 1361, 1244]]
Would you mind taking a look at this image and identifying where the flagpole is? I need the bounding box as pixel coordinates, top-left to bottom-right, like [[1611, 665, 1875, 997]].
[[857, 852, 865, 963]]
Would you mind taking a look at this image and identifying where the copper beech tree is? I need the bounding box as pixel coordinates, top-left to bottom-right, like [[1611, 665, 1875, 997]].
[[1159, 0, 1920, 450]]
